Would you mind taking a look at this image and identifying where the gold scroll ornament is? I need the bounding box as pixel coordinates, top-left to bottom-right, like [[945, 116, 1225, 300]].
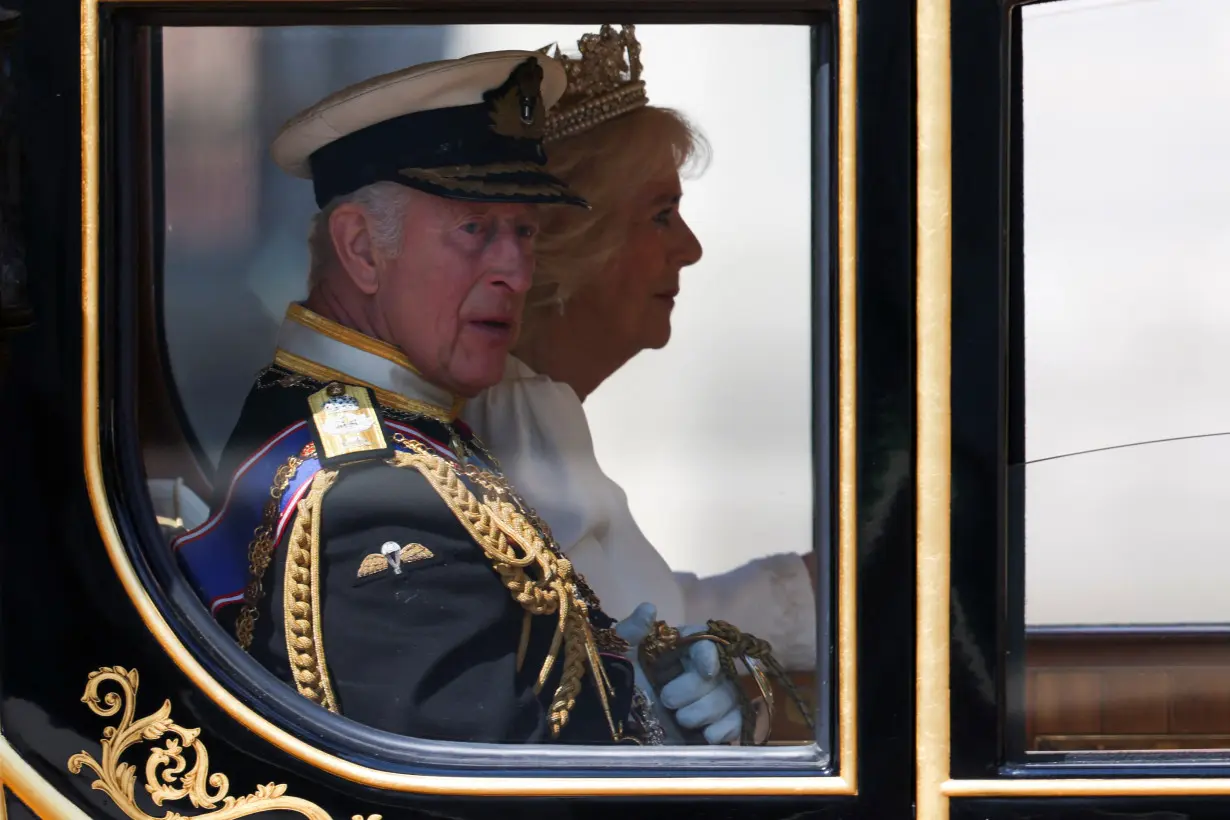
[[67, 666, 381, 820]]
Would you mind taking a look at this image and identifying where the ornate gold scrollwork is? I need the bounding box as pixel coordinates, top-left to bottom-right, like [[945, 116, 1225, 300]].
[[67, 666, 382, 820]]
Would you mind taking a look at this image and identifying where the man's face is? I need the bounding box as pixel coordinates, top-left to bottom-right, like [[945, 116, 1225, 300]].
[[373, 195, 538, 397]]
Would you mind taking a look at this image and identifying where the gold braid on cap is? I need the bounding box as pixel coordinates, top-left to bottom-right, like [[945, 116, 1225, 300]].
[[541, 24, 648, 144]]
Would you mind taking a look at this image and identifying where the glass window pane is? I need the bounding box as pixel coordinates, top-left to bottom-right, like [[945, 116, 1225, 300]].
[[137, 22, 829, 757], [1021, 0, 1230, 754]]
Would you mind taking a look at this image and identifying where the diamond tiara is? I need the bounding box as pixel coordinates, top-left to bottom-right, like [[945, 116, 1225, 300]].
[[541, 24, 649, 144]]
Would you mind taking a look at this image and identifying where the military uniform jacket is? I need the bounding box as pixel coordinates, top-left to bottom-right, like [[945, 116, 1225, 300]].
[[173, 314, 640, 745]]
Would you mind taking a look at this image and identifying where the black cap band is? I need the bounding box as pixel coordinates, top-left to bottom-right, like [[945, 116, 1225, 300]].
[[303, 56, 586, 209], [308, 103, 551, 208]]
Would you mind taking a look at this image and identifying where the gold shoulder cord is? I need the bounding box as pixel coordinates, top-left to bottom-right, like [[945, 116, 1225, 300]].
[[236, 446, 313, 651], [389, 436, 618, 741], [282, 468, 341, 713], [269, 436, 617, 740]]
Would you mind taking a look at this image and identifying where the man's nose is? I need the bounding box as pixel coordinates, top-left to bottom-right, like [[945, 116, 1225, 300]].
[[487, 232, 534, 294]]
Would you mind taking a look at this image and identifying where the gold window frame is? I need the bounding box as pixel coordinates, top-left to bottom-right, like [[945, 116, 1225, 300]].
[[75, 0, 860, 797]]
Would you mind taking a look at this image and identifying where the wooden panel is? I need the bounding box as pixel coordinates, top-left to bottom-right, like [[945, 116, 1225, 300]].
[[1026, 631, 1230, 751], [738, 671, 816, 744], [1024, 669, 1037, 747], [1031, 671, 1103, 735], [1101, 670, 1169, 734], [1169, 668, 1230, 735], [1035, 734, 1230, 752], [1026, 631, 1230, 668]]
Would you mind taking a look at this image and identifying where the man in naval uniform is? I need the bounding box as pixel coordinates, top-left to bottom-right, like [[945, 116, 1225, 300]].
[[170, 50, 748, 745]]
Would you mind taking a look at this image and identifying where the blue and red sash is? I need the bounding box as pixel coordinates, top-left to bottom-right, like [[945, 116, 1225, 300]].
[[172, 419, 462, 618]]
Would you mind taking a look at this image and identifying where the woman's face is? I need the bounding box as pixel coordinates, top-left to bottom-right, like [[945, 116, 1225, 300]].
[[570, 168, 703, 355]]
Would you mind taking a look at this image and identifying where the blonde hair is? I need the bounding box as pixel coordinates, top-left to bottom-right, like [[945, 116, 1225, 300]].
[[530, 106, 709, 308]]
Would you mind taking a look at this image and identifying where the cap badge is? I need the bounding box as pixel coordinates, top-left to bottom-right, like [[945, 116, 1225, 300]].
[[485, 57, 546, 140]]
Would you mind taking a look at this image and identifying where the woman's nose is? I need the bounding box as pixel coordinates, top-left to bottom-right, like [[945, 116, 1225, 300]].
[[676, 218, 703, 268]]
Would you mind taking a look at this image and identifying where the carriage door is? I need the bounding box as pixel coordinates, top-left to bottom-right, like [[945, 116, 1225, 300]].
[[924, 0, 1230, 818]]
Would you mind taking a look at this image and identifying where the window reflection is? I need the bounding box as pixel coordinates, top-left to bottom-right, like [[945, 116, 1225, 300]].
[[145, 24, 824, 750]]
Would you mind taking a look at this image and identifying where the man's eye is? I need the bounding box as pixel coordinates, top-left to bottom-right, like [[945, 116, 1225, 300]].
[[653, 209, 674, 226], [517, 225, 538, 239], [461, 222, 482, 235]]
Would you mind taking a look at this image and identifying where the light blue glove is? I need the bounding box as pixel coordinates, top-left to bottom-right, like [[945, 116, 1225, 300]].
[[612, 602, 659, 647], [658, 624, 742, 745], [613, 604, 742, 745], [612, 603, 685, 743]]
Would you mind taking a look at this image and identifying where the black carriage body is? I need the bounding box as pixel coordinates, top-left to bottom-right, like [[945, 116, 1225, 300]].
[[8, 0, 1228, 818], [0, 0, 920, 818]]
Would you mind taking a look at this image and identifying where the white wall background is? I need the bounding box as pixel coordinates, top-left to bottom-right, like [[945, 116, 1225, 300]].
[[1023, 0, 1230, 624]]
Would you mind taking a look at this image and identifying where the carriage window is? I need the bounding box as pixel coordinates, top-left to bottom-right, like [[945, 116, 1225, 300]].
[[1019, 0, 1230, 754], [130, 21, 834, 762]]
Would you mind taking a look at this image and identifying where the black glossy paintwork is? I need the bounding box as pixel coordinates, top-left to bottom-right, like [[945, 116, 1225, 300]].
[[948, 0, 1011, 781], [0, 0, 920, 818], [849, 0, 917, 816]]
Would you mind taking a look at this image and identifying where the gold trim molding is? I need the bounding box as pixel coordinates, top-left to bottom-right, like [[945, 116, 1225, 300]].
[[1, 704, 90, 820], [67, 666, 381, 820], [0, 735, 93, 820], [80, 0, 859, 796], [0, 748, 8, 820], [944, 779, 1230, 798], [0, 717, 6, 820], [914, 0, 952, 818], [836, 0, 858, 792]]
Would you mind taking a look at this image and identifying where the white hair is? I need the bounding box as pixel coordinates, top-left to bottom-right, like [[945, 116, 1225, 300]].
[[307, 181, 416, 292]]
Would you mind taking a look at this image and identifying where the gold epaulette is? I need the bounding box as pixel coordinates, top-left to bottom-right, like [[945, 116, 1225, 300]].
[[306, 382, 394, 468]]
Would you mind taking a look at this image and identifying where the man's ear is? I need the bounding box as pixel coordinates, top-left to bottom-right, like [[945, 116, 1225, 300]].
[[328, 204, 380, 295]]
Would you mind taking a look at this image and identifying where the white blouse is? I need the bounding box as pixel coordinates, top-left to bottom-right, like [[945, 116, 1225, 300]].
[[463, 357, 817, 672]]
